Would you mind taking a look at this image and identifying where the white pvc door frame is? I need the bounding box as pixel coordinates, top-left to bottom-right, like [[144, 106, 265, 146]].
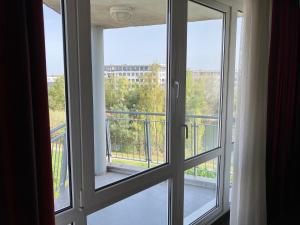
[[54, 0, 242, 224]]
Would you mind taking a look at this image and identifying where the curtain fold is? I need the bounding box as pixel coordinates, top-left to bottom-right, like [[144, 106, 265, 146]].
[[266, 1, 300, 224], [0, 1, 55, 225], [230, 0, 271, 224]]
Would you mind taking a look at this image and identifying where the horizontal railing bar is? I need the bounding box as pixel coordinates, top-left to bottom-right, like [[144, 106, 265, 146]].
[[111, 156, 147, 162], [50, 123, 66, 134], [106, 110, 164, 116], [106, 118, 166, 123], [50, 112, 219, 139], [111, 155, 164, 164], [106, 110, 218, 120], [51, 132, 65, 142]]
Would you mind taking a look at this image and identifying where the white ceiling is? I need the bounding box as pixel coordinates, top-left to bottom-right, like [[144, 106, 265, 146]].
[[44, 0, 240, 29]]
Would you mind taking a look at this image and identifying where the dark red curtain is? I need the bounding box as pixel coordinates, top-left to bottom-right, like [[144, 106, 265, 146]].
[[0, 1, 55, 225], [267, 0, 300, 224]]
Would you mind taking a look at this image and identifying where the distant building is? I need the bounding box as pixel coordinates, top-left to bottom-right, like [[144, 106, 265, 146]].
[[104, 65, 221, 85], [190, 70, 220, 78], [47, 75, 61, 86], [104, 64, 167, 85], [47, 66, 222, 86]]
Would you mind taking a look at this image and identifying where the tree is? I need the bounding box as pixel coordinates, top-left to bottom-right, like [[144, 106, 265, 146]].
[[134, 64, 165, 114], [105, 75, 130, 111], [186, 71, 220, 116], [48, 76, 66, 111], [186, 70, 205, 115], [104, 64, 166, 159]]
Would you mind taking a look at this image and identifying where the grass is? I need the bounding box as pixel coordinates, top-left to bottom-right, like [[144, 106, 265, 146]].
[[111, 158, 161, 168], [111, 157, 217, 179], [49, 110, 66, 129], [51, 146, 65, 198], [185, 160, 217, 179], [185, 167, 217, 179]]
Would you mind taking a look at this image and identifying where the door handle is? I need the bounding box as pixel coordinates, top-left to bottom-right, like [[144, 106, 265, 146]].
[[174, 81, 180, 99], [183, 124, 188, 139]]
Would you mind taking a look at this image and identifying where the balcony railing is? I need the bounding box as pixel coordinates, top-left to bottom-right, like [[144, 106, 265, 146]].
[[50, 123, 68, 195], [50, 111, 219, 197]]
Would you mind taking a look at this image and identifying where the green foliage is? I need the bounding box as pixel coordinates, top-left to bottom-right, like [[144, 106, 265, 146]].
[[48, 66, 221, 176], [186, 70, 205, 115], [105, 64, 165, 113], [185, 167, 217, 179], [134, 64, 165, 113], [48, 76, 66, 111], [49, 110, 66, 129], [105, 64, 166, 157], [186, 70, 220, 116]]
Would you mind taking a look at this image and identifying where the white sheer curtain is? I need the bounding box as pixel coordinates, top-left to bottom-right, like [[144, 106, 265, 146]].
[[230, 0, 271, 224]]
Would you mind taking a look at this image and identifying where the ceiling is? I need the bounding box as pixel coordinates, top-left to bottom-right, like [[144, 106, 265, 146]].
[[44, 0, 225, 29]]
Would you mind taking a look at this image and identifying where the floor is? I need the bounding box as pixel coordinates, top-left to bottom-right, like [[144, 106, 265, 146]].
[[55, 171, 216, 225], [211, 212, 230, 225]]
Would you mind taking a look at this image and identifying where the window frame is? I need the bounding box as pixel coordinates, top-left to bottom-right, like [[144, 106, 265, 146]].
[[182, 1, 230, 224], [53, 0, 84, 223], [52, 0, 243, 224]]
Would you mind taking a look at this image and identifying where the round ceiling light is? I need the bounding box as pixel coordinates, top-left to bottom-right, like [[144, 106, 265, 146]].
[[110, 6, 133, 23]]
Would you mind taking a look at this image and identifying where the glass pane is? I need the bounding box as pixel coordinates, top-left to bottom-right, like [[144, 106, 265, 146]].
[[43, 3, 71, 211], [184, 158, 219, 224], [230, 12, 243, 202], [232, 12, 243, 143], [229, 149, 234, 202], [90, 1, 168, 189], [87, 181, 169, 225], [185, 1, 224, 159]]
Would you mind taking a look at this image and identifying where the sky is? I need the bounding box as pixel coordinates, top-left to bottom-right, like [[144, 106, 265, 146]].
[[43, 5, 242, 76]]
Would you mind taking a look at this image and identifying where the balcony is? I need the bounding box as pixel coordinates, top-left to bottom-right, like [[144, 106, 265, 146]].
[[51, 111, 219, 223]]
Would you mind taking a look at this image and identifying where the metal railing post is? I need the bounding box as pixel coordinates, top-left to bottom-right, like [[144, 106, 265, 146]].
[[193, 118, 198, 156], [105, 119, 112, 163], [59, 131, 68, 192], [144, 116, 152, 168], [193, 118, 198, 175], [203, 124, 207, 152]]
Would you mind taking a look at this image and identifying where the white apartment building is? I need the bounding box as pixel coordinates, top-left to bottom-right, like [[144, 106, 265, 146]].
[[104, 64, 167, 84], [47, 75, 61, 86], [104, 65, 222, 85], [47, 66, 222, 86]]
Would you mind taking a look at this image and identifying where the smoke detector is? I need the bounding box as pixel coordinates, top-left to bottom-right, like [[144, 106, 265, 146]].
[[110, 6, 133, 23]]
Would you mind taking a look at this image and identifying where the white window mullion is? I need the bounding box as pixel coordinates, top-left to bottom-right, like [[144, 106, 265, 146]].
[[222, 6, 238, 213], [168, 0, 188, 224], [55, 0, 84, 224], [75, 0, 95, 212], [215, 5, 231, 218]]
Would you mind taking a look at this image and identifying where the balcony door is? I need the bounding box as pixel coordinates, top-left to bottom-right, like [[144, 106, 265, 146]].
[[183, 2, 228, 223], [47, 0, 238, 224]]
